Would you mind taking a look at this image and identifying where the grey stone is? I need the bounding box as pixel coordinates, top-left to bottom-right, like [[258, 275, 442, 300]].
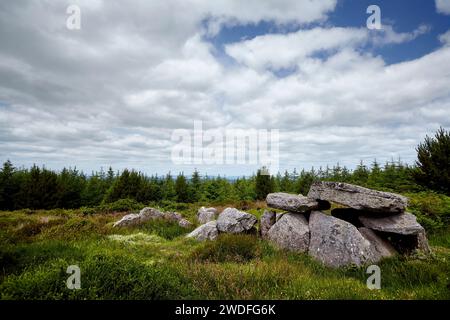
[[197, 207, 218, 224], [359, 227, 397, 259], [139, 207, 164, 222], [186, 221, 218, 241], [359, 212, 424, 235], [266, 192, 319, 213], [178, 218, 193, 228], [267, 213, 309, 252], [359, 213, 431, 255], [260, 210, 276, 238], [216, 208, 258, 234], [113, 213, 140, 227], [308, 181, 408, 213], [165, 211, 183, 222], [309, 211, 377, 268]]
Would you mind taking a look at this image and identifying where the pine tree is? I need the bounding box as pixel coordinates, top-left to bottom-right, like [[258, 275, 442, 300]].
[[414, 127, 450, 194], [255, 167, 274, 200], [175, 173, 189, 203]]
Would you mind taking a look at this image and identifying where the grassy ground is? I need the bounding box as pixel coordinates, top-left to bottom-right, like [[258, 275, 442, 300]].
[[0, 201, 449, 300]]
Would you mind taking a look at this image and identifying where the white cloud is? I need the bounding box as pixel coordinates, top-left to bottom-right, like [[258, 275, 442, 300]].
[[0, 1, 449, 174], [439, 30, 450, 45], [436, 0, 450, 14]]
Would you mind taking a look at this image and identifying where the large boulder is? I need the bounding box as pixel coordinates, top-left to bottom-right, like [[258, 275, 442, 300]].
[[186, 221, 218, 241], [260, 210, 276, 238], [113, 207, 192, 229], [307, 181, 408, 213], [267, 213, 309, 252], [217, 208, 257, 234], [113, 213, 140, 227], [266, 193, 319, 213], [139, 207, 165, 222], [359, 212, 431, 254], [358, 227, 397, 260], [309, 211, 378, 268], [359, 212, 424, 235], [197, 207, 218, 224]]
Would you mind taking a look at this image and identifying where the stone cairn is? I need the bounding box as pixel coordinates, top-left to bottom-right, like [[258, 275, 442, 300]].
[[186, 182, 431, 268], [113, 181, 430, 268]]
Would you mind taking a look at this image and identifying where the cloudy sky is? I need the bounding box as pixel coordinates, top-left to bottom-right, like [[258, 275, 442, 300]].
[[0, 0, 449, 176]]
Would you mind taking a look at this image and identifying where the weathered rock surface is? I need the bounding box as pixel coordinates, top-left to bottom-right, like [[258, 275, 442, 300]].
[[217, 208, 257, 234], [309, 211, 377, 268], [359, 212, 424, 235], [359, 227, 397, 259], [165, 211, 183, 222], [266, 193, 318, 213], [113, 213, 140, 227], [186, 221, 218, 241], [139, 207, 165, 222], [178, 218, 193, 228], [267, 213, 309, 252], [197, 207, 218, 224], [359, 212, 431, 254], [308, 181, 408, 213], [260, 210, 276, 238], [113, 207, 192, 228]]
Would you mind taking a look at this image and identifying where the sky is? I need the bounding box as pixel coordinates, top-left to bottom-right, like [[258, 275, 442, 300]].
[[0, 0, 449, 176]]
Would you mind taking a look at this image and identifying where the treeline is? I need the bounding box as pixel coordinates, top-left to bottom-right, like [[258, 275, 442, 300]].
[[0, 159, 423, 211]]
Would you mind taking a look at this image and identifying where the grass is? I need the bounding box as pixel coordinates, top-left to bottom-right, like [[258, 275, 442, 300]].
[[0, 196, 449, 300]]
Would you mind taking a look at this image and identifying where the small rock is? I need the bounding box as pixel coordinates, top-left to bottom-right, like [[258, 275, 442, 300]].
[[165, 211, 183, 222], [216, 208, 257, 234], [267, 213, 309, 252], [308, 181, 408, 213], [197, 207, 218, 224], [309, 211, 377, 268], [266, 192, 319, 213], [178, 218, 193, 228], [260, 210, 276, 238], [186, 221, 218, 241]]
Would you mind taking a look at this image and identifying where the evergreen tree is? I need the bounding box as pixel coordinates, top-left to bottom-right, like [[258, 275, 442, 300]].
[[414, 127, 450, 194], [175, 173, 189, 203], [255, 167, 274, 200], [0, 160, 18, 210]]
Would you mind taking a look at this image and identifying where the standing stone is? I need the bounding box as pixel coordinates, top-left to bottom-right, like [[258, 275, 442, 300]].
[[358, 227, 397, 259], [267, 213, 309, 252], [266, 193, 319, 213], [197, 207, 218, 224], [309, 211, 377, 268], [186, 221, 218, 241], [260, 210, 276, 238], [216, 208, 257, 234], [307, 181, 408, 213]]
